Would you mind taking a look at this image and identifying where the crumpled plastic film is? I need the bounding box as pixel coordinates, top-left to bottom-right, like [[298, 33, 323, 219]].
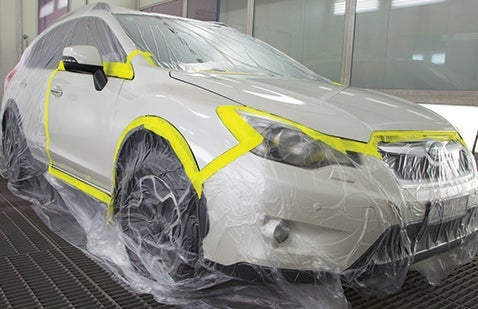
[[1, 3, 478, 308], [0, 126, 350, 308], [114, 12, 325, 80]]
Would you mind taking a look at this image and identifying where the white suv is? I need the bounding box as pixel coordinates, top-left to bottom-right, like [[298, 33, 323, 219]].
[[2, 3, 477, 292]]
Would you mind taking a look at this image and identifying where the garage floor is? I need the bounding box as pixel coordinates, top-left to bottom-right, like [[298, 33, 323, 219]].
[[0, 177, 476, 308]]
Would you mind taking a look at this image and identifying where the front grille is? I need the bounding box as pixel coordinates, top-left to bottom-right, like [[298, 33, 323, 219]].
[[379, 140, 474, 183]]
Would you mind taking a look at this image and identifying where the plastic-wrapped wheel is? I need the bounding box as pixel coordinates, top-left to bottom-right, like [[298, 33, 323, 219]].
[[1, 107, 39, 181], [115, 130, 204, 282]]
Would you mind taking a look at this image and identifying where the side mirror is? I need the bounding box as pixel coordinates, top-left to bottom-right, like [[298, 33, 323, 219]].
[[62, 45, 108, 91]]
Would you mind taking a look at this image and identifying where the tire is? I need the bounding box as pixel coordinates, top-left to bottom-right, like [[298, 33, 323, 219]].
[[1, 107, 40, 181], [115, 130, 206, 282]]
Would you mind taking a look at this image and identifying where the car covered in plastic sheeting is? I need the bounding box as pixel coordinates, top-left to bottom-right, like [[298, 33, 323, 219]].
[[1, 2, 478, 307]]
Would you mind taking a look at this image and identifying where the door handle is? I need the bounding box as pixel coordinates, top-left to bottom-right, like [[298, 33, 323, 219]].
[[50, 87, 63, 97]]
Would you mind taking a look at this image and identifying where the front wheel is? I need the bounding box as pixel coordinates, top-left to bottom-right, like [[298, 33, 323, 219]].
[[115, 131, 206, 283]]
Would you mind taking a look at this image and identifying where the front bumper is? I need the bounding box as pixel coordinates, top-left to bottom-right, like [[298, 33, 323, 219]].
[[206, 205, 478, 287], [202, 151, 478, 275]]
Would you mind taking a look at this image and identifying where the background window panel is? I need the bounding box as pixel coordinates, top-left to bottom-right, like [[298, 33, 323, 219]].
[[38, 0, 69, 33], [218, 0, 247, 34], [188, 0, 218, 21], [142, 0, 183, 17], [254, 0, 345, 82], [352, 0, 478, 90]]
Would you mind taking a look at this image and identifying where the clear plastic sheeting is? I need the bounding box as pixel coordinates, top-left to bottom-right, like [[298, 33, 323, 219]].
[[1, 3, 478, 308], [0, 128, 350, 308], [3, 119, 478, 306], [115, 13, 324, 80]]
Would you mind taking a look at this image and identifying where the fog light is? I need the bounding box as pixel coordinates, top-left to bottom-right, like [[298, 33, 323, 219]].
[[262, 218, 290, 246]]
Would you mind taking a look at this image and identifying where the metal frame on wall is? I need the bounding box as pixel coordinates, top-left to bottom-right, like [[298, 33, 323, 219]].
[[340, 0, 356, 87]]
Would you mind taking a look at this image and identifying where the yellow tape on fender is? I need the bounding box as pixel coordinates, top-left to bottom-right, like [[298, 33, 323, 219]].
[[45, 54, 465, 215], [111, 112, 263, 194], [200, 108, 263, 181], [107, 113, 262, 218], [107, 116, 203, 219], [112, 116, 202, 193]]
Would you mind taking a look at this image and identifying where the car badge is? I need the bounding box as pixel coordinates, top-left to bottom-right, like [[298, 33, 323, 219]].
[[426, 141, 446, 164]]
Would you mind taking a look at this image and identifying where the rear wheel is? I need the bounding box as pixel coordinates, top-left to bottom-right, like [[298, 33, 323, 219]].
[[1, 107, 40, 181], [115, 131, 205, 282]]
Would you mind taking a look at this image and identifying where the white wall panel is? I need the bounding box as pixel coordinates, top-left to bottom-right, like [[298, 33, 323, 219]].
[[70, 0, 87, 11], [22, 0, 38, 51], [0, 0, 21, 99]]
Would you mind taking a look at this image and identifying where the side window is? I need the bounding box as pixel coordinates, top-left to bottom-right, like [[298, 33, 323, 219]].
[[25, 22, 75, 69], [24, 17, 126, 70]]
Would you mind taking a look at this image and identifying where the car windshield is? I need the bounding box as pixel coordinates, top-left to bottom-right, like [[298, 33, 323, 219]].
[[115, 14, 323, 80]]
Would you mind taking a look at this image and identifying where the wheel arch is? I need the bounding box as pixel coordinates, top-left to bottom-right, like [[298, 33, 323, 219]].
[[1, 99, 21, 135], [109, 115, 203, 217]]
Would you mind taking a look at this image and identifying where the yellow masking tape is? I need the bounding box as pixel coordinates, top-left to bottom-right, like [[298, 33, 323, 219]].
[[49, 166, 111, 204], [46, 49, 464, 211], [217, 106, 464, 159], [44, 68, 59, 165], [217, 105, 375, 156], [112, 116, 202, 196], [200, 107, 263, 181], [44, 67, 112, 204], [102, 50, 156, 79], [107, 112, 262, 217], [57, 59, 134, 79], [57, 50, 156, 80], [45, 50, 158, 204], [103, 62, 134, 79], [127, 50, 157, 67], [111, 109, 263, 195]]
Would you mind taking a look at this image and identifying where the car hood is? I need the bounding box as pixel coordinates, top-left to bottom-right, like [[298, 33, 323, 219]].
[[170, 71, 454, 142]]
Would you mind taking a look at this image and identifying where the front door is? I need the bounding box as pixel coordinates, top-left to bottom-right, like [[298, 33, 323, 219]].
[[47, 70, 123, 191]]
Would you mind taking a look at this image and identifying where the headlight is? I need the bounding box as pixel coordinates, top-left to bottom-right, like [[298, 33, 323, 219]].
[[239, 112, 358, 169]]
